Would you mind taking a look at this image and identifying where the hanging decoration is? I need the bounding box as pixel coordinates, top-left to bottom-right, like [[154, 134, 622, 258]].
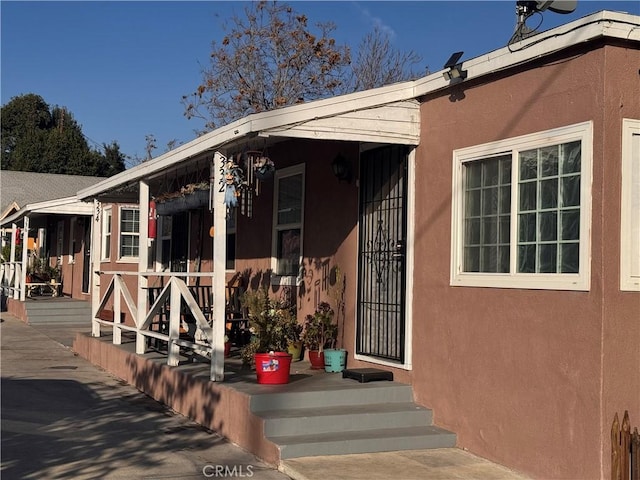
[[219, 153, 245, 211]]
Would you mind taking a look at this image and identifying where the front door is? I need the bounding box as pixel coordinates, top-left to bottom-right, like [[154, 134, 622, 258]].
[[356, 145, 408, 363], [82, 217, 91, 293]]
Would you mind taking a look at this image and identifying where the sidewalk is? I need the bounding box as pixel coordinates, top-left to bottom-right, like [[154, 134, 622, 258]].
[[1, 313, 530, 479]]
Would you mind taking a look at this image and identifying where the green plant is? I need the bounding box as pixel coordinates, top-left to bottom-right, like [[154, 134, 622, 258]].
[[28, 258, 60, 281], [301, 302, 337, 352], [1, 244, 22, 263], [240, 289, 300, 364]]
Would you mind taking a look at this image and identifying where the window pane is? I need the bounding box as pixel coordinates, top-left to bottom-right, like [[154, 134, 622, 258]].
[[277, 174, 302, 225], [518, 244, 536, 273], [519, 213, 536, 243], [519, 182, 537, 211], [561, 243, 580, 273], [561, 176, 580, 207], [482, 187, 498, 215], [466, 189, 481, 217], [483, 160, 499, 187], [463, 155, 511, 273], [562, 141, 581, 174], [540, 146, 559, 177], [277, 228, 300, 275], [520, 151, 537, 180], [540, 179, 558, 209], [539, 212, 558, 242], [561, 210, 580, 241], [465, 218, 481, 245], [466, 162, 482, 188], [464, 247, 480, 272], [539, 244, 557, 273]]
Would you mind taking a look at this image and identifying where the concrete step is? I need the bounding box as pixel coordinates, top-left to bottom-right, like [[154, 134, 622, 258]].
[[273, 425, 457, 459], [251, 383, 414, 412], [261, 402, 432, 437], [25, 300, 91, 325]]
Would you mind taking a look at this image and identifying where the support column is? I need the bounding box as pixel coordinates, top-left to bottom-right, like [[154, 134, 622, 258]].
[[212, 152, 227, 381], [91, 200, 102, 337], [9, 223, 16, 298], [136, 181, 150, 354], [167, 279, 181, 366], [19, 216, 29, 301]]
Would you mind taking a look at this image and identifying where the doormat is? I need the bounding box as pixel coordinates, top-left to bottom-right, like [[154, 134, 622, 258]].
[[342, 368, 393, 383]]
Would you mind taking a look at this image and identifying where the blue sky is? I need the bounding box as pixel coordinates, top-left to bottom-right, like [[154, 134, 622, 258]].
[[2, 1, 638, 165]]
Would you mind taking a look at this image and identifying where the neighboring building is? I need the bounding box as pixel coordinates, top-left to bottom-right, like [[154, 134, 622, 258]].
[[0, 171, 104, 312], [73, 11, 638, 479]]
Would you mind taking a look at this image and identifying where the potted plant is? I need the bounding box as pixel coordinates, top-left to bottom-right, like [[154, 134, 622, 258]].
[[301, 302, 338, 369], [240, 289, 300, 384]]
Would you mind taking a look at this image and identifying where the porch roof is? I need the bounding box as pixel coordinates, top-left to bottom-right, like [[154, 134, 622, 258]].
[[0, 196, 94, 226], [76, 9, 639, 201]]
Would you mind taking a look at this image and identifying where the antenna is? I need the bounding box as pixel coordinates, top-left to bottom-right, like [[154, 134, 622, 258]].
[[508, 0, 577, 45]]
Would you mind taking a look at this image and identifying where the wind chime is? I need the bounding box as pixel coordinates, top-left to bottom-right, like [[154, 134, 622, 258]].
[[218, 149, 274, 219]]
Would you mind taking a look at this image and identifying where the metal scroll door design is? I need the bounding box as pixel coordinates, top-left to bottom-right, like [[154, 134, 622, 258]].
[[357, 145, 408, 363]]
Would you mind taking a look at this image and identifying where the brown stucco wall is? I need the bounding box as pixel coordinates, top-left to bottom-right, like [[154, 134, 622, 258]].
[[413, 43, 640, 479], [233, 139, 361, 352]]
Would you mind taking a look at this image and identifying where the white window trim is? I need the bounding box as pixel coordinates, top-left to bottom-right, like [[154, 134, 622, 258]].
[[271, 163, 305, 285], [101, 208, 112, 262], [117, 205, 139, 263], [621, 118, 640, 291], [451, 121, 593, 291]]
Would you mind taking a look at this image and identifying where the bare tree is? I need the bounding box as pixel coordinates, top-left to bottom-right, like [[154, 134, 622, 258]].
[[350, 25, 423, 91], [182, 1, 351, 131], [144, 134, 157, 161]]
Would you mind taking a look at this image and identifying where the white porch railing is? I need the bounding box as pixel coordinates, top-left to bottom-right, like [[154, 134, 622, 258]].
[[0, 261, 22, 299], [92, 271, 220, 378]]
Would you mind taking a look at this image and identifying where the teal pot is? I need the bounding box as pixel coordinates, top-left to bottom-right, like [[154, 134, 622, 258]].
[[323, 349, 347, 373]]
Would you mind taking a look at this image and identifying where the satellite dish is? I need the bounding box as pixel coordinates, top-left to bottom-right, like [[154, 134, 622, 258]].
[[509, 0, 578, 45], [536, 1, 577, 14]]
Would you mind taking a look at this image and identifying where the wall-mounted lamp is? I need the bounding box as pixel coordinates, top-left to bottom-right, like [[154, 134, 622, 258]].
[[442, 51, 467, 82], [331, 154, 352, 183]]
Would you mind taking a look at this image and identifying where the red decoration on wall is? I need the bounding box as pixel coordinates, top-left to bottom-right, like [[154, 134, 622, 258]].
[[148, 201, 157, 239], [15, 228, 21, 245]]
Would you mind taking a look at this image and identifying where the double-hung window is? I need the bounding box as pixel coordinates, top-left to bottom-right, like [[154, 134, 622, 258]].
[[621, 118, 640, 291], [451, 122, 592, 290], [119, 206, 139, 259], [272, 164, 304, 278]]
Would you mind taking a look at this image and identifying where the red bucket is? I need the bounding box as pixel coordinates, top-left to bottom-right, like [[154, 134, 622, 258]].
[[254, 352, 292, 384]]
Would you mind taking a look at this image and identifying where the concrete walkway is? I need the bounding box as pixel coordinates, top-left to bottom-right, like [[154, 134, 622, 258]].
[[1, 313, 530, 479]]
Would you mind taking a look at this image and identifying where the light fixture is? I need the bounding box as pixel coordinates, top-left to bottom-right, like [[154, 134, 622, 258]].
[[442, 51, 467, 82], [331, 154, 352, 183]]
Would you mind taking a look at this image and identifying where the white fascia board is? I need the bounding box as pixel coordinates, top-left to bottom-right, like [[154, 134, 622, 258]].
[[414, 10, 640, 98], [77, 10, 638, 200], [77, 82, 419, 200], [0, 196, 91, 225]]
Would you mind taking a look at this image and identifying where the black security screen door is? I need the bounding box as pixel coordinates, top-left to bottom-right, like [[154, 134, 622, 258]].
[[357, 145, 408, 363]]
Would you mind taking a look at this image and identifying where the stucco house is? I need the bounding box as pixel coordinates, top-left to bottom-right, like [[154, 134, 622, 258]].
[[1, 171, 104, 318], [66, 10, 639, 479]]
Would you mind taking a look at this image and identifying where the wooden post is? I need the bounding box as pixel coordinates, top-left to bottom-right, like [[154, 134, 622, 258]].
[[113, 275, 122, 345], [212, 151, 227, 382], [9, 223, 17, 297], [19, 216, 29, 301], [91, 200, 102, 337], [614, 413, 622, 480], [623, 412, 632, 480], [632, 427, 639, 480], [136, 180, 150, 354], [167, 279, 181, 366]]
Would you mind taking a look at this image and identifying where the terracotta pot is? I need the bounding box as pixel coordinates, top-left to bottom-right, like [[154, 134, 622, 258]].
[[308, 350, 325, 369], [224, 341, 231, 358]]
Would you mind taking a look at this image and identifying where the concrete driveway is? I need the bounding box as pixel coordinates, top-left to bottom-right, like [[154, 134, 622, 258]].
[[0, 314, 290, 480]]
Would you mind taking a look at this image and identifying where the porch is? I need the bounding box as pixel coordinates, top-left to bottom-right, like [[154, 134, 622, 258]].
[[72, 328, 456, 466]]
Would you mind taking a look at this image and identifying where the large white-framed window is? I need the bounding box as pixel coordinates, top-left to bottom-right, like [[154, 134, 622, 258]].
[[621, 118, 640, 291], [101, 208, 112, 262], [118, 206, 139, 260], [451, 121, 592, 291], [272, 164, 305, 279]]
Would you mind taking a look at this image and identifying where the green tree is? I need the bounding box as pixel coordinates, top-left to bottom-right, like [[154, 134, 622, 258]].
[[1, 94, 126, 176]]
